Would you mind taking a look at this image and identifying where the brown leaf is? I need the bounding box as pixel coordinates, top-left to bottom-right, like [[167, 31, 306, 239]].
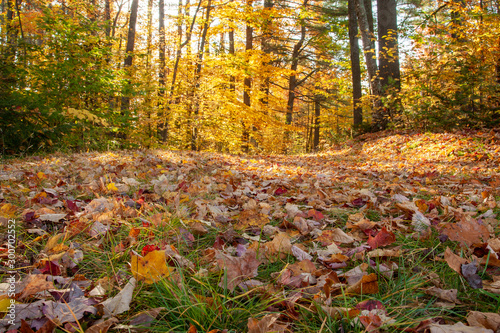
[[235, 209, 269, 230], [18, 274, 55, 300], [444, 247, 468, 275], [85, 317, 118, 333], [367, 247, 401, 258], [427, 322, 493, 333], [467, 311, 500, 332], [215, 249, 261, 291], [247, 313, 287, 333], [346, 273, 378, 295], [187, 323, 198, 333], [442, 219, 490, 247], [424, 287, 461, 304], [316, 228, 354, 246], [320, 306, 359, 319], [44, 233, 65, 253], [264, 232, 292, 262]]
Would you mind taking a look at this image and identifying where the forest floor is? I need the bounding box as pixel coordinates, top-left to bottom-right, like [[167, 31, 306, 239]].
[[1, 129, 500, 333]]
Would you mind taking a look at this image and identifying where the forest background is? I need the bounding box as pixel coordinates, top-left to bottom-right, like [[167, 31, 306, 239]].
[[0, 0, 499, 155]]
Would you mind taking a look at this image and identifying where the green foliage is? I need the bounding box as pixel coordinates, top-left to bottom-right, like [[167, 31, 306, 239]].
[[398, 4, 500, 130], [0, 6, 127, 155]]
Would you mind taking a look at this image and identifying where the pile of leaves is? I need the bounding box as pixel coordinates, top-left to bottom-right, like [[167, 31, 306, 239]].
[[1, 129, 500, 332]]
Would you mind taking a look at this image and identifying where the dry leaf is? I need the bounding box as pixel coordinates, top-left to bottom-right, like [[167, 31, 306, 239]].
[[264, 232, 292, 261], [346, 273, 379, 295], [467, 311, 500, 332], [424, 287, 461, 304], [101, 277, 136, 317], [442, 219, 490, 247], [247, 313, 287, 333], [367, 228, 396, 249], [131, 250, 173, 284], [18, 274, 55, 300], [215, 249, 261, 291], [235, 210, 269, 230], [427, 322, 493, 333], [444, 247, 468, 274]]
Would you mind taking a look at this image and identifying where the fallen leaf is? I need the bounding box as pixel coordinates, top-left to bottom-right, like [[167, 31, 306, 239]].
[[461, 260, 483, 289], [346, 273, 379, 295], [18, 274, 55, 300], [101, 277, 136, 317], [427, 322, 493, 333], [444, 247, 468, 274], [85, 317, 118, 333], [264, 232, 292, 261], [367, 228, 396, 249], [129, 307, 165, 327], [235, 210, 269, 230], [367, 247, 401, 258], [320, 306, 359, 319], [317, 228, 354, 245], [247, 313, 287, 333], [215, 249, 261, 291], [442, 219, 490, 247], [467, 311, 500, 332], [131, 250, 173, 284], [424, 287, 461, 304]]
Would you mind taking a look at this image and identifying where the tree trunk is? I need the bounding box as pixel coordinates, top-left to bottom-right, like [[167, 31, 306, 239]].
[[354, 0, 384, 130], [121, 0, 139, 113], [191, 0, 212, 150], [286, 0, 309, 125], [313, 94, 321, 150], [169, 0, 202, 102], [105, 0, 111, 38], [158, 0, 168, 142], [377, 0, 400, 92], [228, 24, 235, 92], [146, 0, 154, 68], [348, 0, 362, 128], [242, 0, 253, 153], [260, 0, 273, 107]]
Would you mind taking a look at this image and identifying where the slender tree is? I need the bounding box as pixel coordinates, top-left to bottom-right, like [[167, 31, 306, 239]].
[[121, 0, 139, 113], [286, 0, 309, 125], [192, 0, 212, 150], [158, 0, 168, 141], [348, 0, 362, 128], [242, 0, 254, 153]]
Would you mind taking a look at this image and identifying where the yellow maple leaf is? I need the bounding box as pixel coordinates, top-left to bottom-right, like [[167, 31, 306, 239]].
[[37, 172, 46, 179], [0, 203, 17, 218], [131, 250, 173, 284], [107, 183, 118, 191]]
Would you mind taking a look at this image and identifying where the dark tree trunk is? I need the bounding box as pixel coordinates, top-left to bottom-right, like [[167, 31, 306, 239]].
[[348, 0, 363, 128], [228, 24, 235, 92], [286, 0, 309, 125], [169, 0, 202, 102], [191, 0, 212, 150], [313, 94, 321, 150], [377, 0, 400, 92], [121, 0, 139, 113], [354, 0, 384, 130], [364, 0, 374, 38], [105, 0, 111, 38], [242, 0, 253, 153], [146, 0, 154, 68], [260, 0, 273, 107], [377, 0, 400, 121], [158, 0, 168, 142]]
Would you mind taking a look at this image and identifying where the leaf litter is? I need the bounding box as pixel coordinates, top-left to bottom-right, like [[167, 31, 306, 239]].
[[0, 130, 500, 332]]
